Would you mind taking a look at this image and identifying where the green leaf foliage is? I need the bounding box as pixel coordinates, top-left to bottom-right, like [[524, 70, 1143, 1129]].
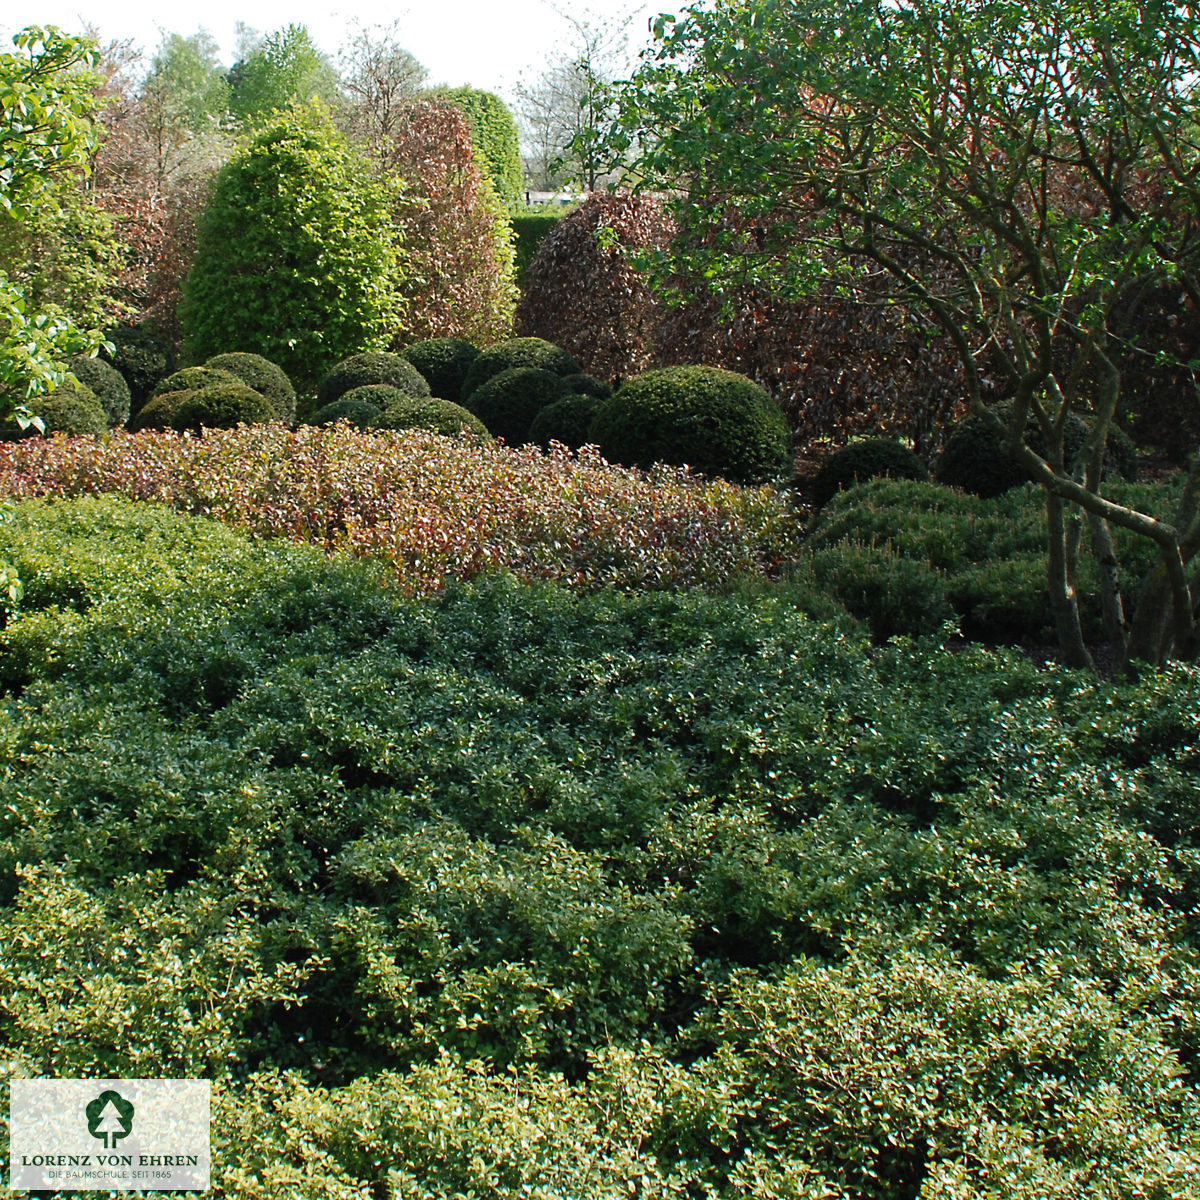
[[402, 337, 480, 401], [204, 353, 297, 423], [459, 337, 581, 402], [316, 352, 429, 408], [465, 366, 571, 444], [425, 86, 523, 208]]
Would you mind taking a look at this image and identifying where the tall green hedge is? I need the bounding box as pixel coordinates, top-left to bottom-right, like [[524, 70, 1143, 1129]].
[[425, 87, 523, 207]]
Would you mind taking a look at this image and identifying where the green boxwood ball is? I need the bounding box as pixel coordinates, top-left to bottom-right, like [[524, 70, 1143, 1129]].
[[563, 372, 613, 402], [459, 337, 581, 402], [528, 394, 602, 450], [102, 324, 175, 412], [171, 383, 278, 434], [66, 355, 132, 428], [204, 352, 297, 422], [465, 367, 573, 444], [372, 396, 490, 439], [309, 398, 386, 429], [589, 365, 792, 483], [129, 389, 196, 432], [1, 384, 107, 440], [810, 439, 930, 510], [403, 338, 481, 401], [152, 367, 241, 400], [317, 353, 431, 408]]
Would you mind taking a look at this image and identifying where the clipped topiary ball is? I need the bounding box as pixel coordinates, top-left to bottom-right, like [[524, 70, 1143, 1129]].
[[372, 396, 490, 439], [317, 353, 431, 408], [465, 367, 573, 444], [102, 324, 175, 413], [589, 365, 792, 484], [937, 401, 1138, 497], [1, 384, 107, 440], [171, 383, 277, 434], [204, 352, 296, 422], [563, 373, 613, 402], [129, 389, 195, 432], [152, 366, 241, 400], [459, 337, 581, 402], [309, 398, 386, 429], [66, 355, 131, 428], [528, 393, 602, 450], [403, 338, 481, 401], [810, 439, 930, 510]]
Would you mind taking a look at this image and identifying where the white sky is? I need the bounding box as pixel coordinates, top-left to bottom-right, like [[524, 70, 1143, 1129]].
[[2, 0, 667, 98]]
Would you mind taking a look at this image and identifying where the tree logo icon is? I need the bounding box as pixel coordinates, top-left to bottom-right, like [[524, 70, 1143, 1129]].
[[85, 1089, 135, 1148]]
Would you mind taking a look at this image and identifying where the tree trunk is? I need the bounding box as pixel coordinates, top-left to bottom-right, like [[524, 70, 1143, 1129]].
[[1046, 491, 1095, 670]]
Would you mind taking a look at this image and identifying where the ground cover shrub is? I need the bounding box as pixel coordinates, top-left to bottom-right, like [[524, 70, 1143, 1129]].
[[372, 396, 489, 439], [171, 384, 278, 434], [590, 365, 792, 484], [402, 337, 480, 401], [0, 497, 1197, 1192], [466, 367, 572, 444], [460, 337, 581, 402], [317, 352, 430, 408], [0, 425, 800, 594], [809, 438, 930, 509], [204, 352, 297, 423], [66, 354, 131, 427]]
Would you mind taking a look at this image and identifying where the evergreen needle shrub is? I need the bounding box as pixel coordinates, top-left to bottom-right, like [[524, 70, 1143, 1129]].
[[810, 438, 929, 510]]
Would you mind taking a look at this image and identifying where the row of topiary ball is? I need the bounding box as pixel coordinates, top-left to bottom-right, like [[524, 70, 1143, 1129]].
[[7, 332, 796, 486]]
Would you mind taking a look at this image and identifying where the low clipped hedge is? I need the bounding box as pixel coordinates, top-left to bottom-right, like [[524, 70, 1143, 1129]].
[[466, 367, 572, 445], [403, 338, 481, 402], [1, 385, 108, 440], [373, 396, 490, 439], [317, 353, 431, 408], [528, 394, 602, 451], [590, 365, 792, 484], [204, 353, 296, 423], [460, 337, 581, 403], [171, 384, 278, 434], [810, 438, 930, 510], [66, 356, 132, 428]]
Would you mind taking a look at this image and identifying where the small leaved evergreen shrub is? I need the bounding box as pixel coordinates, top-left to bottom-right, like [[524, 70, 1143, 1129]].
[[101, 324, 175, 414], [528, 394, 602, 451], [171, 384, 278, 434], [372, 396, 490, 439], [810, 439, 930, 510], [460, 337, 581, 402], [511, 212, 563, 286], [152, 367, 240, 401], [66, 356, 131, 428], [1, 385, 107, 440], [403, 338, 481, 401], [589, 365, 792, 484], [129, 390, 195, 432], [938, 403, 1139, 497], [317, 353, 431, 408], [204, 353, 297, 423], [466, 367, 572, 445], [563, 373, 613, 402], [308, 398, 384, 429]]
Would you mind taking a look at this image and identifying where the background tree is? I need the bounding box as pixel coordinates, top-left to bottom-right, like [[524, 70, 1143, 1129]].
[[338, 21, 427, 160], [611, 0, 1200, 670], [227, 25, 340, 128], [0, 26, 111, 412], [180, 101, 401, 388]]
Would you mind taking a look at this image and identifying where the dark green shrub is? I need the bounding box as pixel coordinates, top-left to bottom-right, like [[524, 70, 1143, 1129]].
[[810, 439, 930, 510], [511, 213, 563, 286], [1, 384, 107, 440], [589, 365, 792, 484], [171, 384, 277, 434], [101, 325, 174, 414], [66, 355, 131, 428], [528, 394, 602, 450], [465, 367, 573, 444], [563, 373, 613, 402], [204, 353, 296, 423], [460, 337, 581, 402], [402, 338, 480, 401], [372, 396, 490, 439], [425, 87, 523, 207], [317, 353, 431, 408], [938, 403, 1139, 497], [151, 367, 240, 401], [129, 390, 194, 432], [309, 398, 386, 429]]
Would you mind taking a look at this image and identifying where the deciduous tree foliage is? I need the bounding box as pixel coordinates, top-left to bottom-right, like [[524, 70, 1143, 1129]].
[[612, 0, 1200, 669]]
